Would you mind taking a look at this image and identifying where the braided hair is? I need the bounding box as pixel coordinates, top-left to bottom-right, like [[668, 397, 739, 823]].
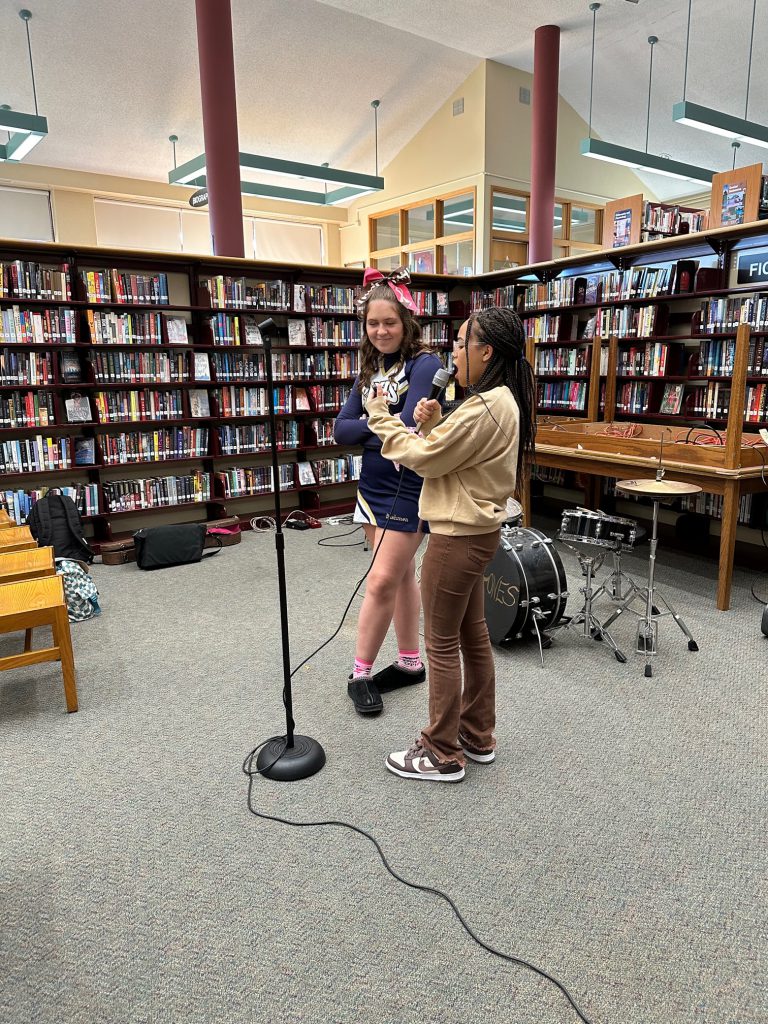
[[464, 306, 536, 481]]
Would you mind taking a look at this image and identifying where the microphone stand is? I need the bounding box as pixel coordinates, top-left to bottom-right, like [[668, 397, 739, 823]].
[[254, 319, 325, 781]]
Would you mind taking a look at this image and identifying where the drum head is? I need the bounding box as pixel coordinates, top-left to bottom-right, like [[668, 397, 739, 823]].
[[484, 527, 568, 645], [484, 544, 525, 645]]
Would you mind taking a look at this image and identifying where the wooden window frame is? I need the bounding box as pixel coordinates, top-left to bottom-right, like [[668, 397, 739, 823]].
[[490, 186, 604, 263], [369, 188, 476, 275]]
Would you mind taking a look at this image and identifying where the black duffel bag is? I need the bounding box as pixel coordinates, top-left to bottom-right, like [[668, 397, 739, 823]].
[[133, 523, 221, 571]]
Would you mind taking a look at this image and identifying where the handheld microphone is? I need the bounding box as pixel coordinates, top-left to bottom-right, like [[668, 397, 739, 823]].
[[428, 365, 456, 402]]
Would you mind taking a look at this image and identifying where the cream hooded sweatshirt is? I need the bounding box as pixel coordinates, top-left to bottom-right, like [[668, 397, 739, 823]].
[[365, 385, 520, 536]]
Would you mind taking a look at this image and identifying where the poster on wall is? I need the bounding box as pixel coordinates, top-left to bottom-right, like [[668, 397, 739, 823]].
[[721, 182, 746, 226], [612, 208, 632, 248]]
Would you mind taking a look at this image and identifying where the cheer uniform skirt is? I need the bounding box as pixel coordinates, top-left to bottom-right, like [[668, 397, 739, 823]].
[[353, 448, 425, 533]]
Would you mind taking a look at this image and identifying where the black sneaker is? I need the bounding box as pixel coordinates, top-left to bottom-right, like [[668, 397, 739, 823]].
[[347, 675, 383, 715], [458, 733, 496, 763], [370, 662, 426, 693]]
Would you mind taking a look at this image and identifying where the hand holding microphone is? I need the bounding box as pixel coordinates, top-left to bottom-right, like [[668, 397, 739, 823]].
[[415, 366, 455, 434]]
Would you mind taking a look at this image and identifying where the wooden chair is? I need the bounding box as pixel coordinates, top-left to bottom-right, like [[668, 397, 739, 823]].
[[0, 546, 55, 585], [0, 509, 16, 530], [0, 575, 78, 713], [0, 526, 37, 553]]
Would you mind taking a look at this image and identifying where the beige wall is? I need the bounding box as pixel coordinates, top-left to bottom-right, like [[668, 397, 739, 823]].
[[0, 162, 346, 262], [341, 60, 653, 271], [484, 61, 655, 203], [340, 62, 488, 270]]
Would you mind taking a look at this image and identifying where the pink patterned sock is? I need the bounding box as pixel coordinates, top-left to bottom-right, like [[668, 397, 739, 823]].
[[353, 657, 374, 679], [396, 650, 423, 671]]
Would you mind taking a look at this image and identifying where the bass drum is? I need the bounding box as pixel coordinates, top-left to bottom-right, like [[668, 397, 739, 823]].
[[483, 526, 568, 645]]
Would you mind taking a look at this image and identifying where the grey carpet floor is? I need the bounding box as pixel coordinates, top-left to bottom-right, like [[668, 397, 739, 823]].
[[1, 519, 766, 1024]]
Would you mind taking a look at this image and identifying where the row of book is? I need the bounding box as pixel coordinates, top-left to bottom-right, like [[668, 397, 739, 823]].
[[692, 337, 768, 377], [642, 203, 708, 236], [102, 471, 210, 513], [91, 350, 189, 384], [311, 455, 363, 486], [0, 391, 56, 429], [596, 305, 661, 339], [0, 435, 72, 474], [212, 383, 350, 418], [306, 317, 362, 346], [470, 284, 516, 312], [99, 427, 210, 465], [0, 349, 54, 386], [86, 309, 188, 346], [1, 484, 99, 523], [536, 381, 587, 411], [616, 342, 671, 378], [534, 348, 589, 376], [1, 305, 77, 345], [261, 349, 359, 380], [526, 314, 573, 344], [0, 261, 72, 301], [678, 490, 757, 526], [92, 389, 185, 423], [217, 421, 300, 454], [521, 260, 705, 310], [215, 464, 296, 497], [696, 295, 768, 333], [200, 276, 291, 311], [616, 382, 650, 414], [81, 269, 170, 305]]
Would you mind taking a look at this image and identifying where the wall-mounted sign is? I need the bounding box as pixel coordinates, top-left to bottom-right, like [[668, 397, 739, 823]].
[[189, 188, 209, 209], [736, 250, 768, 284]]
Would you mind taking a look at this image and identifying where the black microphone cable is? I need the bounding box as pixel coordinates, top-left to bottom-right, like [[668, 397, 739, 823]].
[[242, 384, 599, 1024], [242, 741, 596, 1024]]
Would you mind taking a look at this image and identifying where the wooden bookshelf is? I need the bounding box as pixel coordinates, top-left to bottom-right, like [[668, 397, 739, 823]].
[[1, 241, 466, 544]]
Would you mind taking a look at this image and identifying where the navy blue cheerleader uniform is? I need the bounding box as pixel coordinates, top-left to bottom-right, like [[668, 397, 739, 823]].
[[334, 350, 443, 532]]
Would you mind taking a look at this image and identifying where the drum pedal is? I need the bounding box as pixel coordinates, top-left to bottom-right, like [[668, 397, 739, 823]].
[[636, 619, 658, 656]]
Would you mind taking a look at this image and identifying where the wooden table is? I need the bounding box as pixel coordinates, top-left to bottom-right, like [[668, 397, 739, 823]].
[[525, 423, 767, 611]]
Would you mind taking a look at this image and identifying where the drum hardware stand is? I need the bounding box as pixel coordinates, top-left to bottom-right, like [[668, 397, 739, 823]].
[[548, 550, 628, 663], [591, 533, 659, 614], [602, 495, 698, 677]]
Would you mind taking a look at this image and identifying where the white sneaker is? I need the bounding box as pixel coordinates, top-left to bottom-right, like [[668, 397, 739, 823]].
[[386, 741, 465, 782]]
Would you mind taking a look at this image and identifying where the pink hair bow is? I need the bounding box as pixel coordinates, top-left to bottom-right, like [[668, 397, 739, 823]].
[[358, 266, 417, 313]]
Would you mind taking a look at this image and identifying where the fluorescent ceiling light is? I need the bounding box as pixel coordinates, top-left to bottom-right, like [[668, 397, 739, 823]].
[[580, 137, 714, 185], [169, 152, 383, 206], [673, 100, 768, 149], [0, 109, 48, 163]]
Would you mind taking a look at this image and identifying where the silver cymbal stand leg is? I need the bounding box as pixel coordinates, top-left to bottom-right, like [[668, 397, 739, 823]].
[[635, 498, 699, 678]]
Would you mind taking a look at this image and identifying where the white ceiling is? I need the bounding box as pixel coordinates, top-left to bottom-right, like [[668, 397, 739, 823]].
[[0, 0, 766, 202]]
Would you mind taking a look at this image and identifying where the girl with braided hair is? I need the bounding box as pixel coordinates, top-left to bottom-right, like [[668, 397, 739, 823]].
[[364, 306, 536, 782]]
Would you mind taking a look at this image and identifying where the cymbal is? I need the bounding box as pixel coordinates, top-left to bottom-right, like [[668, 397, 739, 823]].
[[616, 478, 702, 497]]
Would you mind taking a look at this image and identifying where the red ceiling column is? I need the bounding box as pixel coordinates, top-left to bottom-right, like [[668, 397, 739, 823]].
[[529, 25, 560, 265], [195, 0, 244, 257]]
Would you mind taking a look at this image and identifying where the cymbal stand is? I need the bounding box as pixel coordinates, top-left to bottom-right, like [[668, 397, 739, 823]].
[[631, 497, 699, 678], [548, 550, 628, 664]]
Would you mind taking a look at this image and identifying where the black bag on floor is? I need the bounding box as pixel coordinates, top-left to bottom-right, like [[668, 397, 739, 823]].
[[133, 524, 221, 571]]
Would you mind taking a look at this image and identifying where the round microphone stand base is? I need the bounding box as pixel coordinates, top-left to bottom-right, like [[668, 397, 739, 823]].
[[257, 734, 326, 781]]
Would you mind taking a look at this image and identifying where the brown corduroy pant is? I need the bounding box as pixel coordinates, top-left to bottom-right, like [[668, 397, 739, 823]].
[[419, 529, 501, 764]]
